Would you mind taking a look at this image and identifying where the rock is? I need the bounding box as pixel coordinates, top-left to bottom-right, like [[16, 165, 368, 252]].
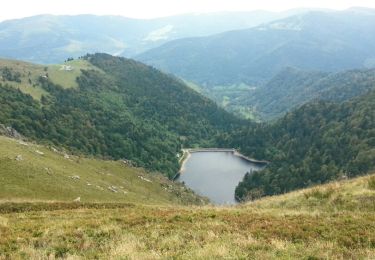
[[121, 159, 135, 167], [138, 175, 152, 183], [86, 182, 92, 186], [44, 167, 52, 174], [64, 154, 70, 159], [70, 175, 80, 180], [73, 197, 81, 202], [51, 147, 58, 152], [15, 155, 23, 161], [108, 186, 118, 193], [35, 150, 44, 155], [0, 124, 24, 139]]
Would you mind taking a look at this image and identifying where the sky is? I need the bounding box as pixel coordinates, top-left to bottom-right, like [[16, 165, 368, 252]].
[[1, 0, 375, 21]]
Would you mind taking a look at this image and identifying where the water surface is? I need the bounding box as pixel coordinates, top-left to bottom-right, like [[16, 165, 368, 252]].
[[177, 151, 262, 205]]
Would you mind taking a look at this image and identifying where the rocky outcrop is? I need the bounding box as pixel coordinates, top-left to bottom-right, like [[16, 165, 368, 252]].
[[0, 124, 24, 139]]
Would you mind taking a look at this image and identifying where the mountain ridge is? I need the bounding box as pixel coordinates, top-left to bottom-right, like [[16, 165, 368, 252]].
[[137, 8, 375, 86], [0, 10, 309, 64]]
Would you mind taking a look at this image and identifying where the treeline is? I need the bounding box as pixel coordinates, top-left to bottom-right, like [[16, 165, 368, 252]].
[[219, 91, 375, 200], [0, 54, 241, 178], [1, 67, 21, 83]]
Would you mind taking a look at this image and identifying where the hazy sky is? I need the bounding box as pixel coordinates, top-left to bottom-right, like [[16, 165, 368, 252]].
[[1, 0, 375, 21]]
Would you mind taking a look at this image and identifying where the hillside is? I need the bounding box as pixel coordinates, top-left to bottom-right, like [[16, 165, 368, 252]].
[[0, 10, 304, 64], [243, 67, 375, 120], [0, 134, 205, 205], [219, 90, 375, 200], [0, 54, 240, 178], [1, 171, 374, 258]]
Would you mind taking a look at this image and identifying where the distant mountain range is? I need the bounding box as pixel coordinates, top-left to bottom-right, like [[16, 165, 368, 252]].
[[0, 10, 308, 64], [138, 8, 375, 87]]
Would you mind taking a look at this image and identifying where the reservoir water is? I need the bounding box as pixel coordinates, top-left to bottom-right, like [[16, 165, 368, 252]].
[[177, 151, 263, 205]]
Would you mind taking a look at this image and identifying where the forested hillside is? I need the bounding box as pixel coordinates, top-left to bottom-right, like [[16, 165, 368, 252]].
[[244, 67, 375, 120], [0, 54, 239, 177], [220, 91, 375, 200]]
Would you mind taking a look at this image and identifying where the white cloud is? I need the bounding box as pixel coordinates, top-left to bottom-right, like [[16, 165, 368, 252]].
[[1, 0, 375, 21]]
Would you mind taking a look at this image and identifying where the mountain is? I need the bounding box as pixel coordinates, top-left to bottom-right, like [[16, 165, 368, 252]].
[[0, 10, 305, 64], [241, 67, 375, 120], [218, 90, 375, 200], [0, 54, 239, 178], [137, 8, 375, 97]]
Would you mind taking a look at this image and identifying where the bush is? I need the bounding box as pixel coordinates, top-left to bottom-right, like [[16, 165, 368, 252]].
[[304, 187, 335, 200], [368, 176, 375, 190]]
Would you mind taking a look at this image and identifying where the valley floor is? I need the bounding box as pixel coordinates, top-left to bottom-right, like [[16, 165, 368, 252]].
[[1, 173, 375, 259]]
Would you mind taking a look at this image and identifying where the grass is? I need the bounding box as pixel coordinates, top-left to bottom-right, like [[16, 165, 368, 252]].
[[47, 59, 103, 89], [0, 135, 206, 205], [0, 58, 102, 100], [0, 59, 49, 100], [0, 136, 375, 258]]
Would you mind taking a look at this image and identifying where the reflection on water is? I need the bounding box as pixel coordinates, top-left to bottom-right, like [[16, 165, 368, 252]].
[[177, 151, 262, 205]]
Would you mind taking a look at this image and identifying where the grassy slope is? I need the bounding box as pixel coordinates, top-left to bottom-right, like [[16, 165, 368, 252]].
[[0, 135, 205, 205], [1, 136, 374, 259], [0, 58, 101, 100]]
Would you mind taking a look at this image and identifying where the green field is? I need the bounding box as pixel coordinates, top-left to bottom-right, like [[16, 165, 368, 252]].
[[0, 58, 102, 100]]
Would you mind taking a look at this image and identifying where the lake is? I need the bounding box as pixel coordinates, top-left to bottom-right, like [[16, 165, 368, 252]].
[[176, 151, 263, 205]]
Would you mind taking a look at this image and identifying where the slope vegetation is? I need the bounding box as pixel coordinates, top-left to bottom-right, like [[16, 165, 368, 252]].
[[1, 172, 374, 258]]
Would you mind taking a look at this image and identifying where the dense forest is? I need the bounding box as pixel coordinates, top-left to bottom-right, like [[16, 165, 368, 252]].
[[220, 91, 375, 200], [0, 54, 240, 177]]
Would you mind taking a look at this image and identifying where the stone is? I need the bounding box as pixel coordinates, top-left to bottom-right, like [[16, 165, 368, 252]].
[[138, 175, 152, 183], [0, 124, 24, 139], [35, 150, 44, 155]]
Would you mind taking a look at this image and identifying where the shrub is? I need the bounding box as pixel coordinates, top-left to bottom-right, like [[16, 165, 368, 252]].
[[368, 176, 375, 190]]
